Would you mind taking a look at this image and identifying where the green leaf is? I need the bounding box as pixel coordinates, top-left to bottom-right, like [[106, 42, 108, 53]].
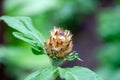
[[58, 66, 104, 80], [24, 66, 58, 80], [13, 32, 37, 46], [13, 32, 44, 55], [1, 16, 31, 33], [0, 16, 45, 55], [1, 16, 45, 45]]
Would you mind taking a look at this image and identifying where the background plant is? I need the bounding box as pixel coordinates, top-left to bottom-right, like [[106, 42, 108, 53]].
[[0, 16, 103, 80], [1, 0, 120, 80], [0, 0, 97, 80], [96, 6, 120, 80]]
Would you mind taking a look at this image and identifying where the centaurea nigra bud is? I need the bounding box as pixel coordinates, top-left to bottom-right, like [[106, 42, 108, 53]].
[[45, 27, 73, 60]]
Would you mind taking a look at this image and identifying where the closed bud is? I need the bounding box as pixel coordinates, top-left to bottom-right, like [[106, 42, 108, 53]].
[[45, 27, 73, 59]]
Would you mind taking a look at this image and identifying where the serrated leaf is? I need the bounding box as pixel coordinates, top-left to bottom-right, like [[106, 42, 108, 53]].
[[58, 66, 104, 80], [24, 66, 58, 80]]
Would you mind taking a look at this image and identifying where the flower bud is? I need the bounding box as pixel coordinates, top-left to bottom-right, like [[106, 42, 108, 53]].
[[45, 27, 73, 59]]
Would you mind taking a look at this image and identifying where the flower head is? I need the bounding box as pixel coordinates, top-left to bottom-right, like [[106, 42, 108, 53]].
[[45, 27, 73, 59]]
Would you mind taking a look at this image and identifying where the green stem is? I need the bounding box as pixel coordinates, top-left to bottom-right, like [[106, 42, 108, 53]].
[[50, 59, 64, 67]]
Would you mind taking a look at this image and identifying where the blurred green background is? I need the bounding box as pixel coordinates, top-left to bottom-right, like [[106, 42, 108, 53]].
[[0, 0, 120, 80]]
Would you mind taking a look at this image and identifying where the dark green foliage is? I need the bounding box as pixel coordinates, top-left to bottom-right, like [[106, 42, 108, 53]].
[[96, 5, 120, 80], [1, 16, 45, 55], [97, 7, 120, 42]]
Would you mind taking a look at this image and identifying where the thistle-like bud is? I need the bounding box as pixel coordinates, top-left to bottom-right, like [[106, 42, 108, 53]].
[[45, 27, 73, 59]]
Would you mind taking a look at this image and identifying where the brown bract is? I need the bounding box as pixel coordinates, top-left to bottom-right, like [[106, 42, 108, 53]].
[[45, 27, 73, 59]]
